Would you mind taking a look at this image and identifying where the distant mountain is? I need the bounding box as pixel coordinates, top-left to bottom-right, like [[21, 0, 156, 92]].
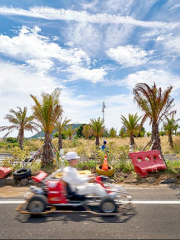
[[28, 123, 82, 139]]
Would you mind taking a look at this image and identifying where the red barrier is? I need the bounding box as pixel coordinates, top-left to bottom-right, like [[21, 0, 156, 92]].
[[31, 171, 48, 183], [129, 150, 166, 177], [0, 167, 12, 179]]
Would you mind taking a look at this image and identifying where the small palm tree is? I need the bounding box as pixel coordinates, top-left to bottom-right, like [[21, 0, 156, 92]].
[[55, 116, 71, 151], [163, 117, 180, 148], [119, 126, 126, 138], [31, 89, 63, 166], [82, 124, 92, 139], [90, 117, 104, 147], [121, 113, 142, 148], [109, 127, 117, 138], [0, 107, 38, 150], [65, 125, 76, 140], [133, 83, 176, 151]]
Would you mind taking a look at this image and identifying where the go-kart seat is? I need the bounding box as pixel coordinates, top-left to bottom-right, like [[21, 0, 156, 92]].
[[64, 182, 86, 201]]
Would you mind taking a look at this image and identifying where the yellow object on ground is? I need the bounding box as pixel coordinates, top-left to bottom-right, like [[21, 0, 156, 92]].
[[54, 170, 92, 179], [96, 165, 114, 176], [78, 170, 92, 175]]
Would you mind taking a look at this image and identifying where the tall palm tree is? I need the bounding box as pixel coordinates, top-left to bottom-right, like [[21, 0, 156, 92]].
[[82, 124, 92, 139], [90, 117, 104, 147], [31, 89, 63, 166], [120, 113, 142, 148], [109, 127, 117, 138], [0, 107, 38, 150], [65, 125, 76, 140], [133, 83, 176, 151], [163, 117, 180, 148], [54, 116, 71, 151]]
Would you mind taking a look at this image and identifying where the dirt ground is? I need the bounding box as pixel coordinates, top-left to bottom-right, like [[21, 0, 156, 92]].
[[114, 170, 180, 186], [0, 186, 29, 198]]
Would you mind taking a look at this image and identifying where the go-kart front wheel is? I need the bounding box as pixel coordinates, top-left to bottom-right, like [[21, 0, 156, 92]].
[[27, 195, 47, 214], [99, 197, 117, 214]]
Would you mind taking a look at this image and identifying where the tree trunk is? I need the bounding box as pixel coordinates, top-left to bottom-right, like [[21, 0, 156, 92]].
[[41, 133, 53, 166], [168, 133, 174, 148], [130, 134, 135, 149], [96, 136, 99, 148], [58, 133, 63, 151], [18, 129, 24, 150], [151, 122, 161, 151]]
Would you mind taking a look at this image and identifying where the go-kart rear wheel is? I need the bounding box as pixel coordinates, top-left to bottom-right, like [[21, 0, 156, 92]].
[[99, 197, 117, 214], [27, 195, 47, 214]]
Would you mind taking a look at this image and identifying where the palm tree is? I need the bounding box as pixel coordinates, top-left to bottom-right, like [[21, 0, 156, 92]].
[[90, 117, 104, 147], [31, 89, 63, 166], [55, 116, 71, 151], [163, 117, 180, 148], [133, 83, 176, 151], [120, 113, 142, 148], [65, 125, 76, 140], [82, 124, 92, 139], [0, 107, 38, 150], [119, 126, 126, 138], [109, 127, 117, 138]]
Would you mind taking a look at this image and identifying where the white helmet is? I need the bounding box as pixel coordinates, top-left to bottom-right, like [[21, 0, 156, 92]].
[[65, 152, 80, 161]]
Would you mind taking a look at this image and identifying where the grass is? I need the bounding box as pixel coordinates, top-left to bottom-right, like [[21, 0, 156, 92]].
[[1, 136, 180, 154]]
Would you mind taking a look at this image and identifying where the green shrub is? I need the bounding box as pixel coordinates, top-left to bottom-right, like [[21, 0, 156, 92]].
[[6, 137, 17, 143], [77, 160, 96, 171], [53, 132, 59, 138], [112, 160, 134, 173]]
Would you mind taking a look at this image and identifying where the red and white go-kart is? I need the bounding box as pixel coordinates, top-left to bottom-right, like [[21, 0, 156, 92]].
[[16, 169, 134, 217]]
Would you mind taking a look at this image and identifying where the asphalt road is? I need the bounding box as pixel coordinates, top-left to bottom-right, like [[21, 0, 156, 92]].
[[1, 186, 180, 239]]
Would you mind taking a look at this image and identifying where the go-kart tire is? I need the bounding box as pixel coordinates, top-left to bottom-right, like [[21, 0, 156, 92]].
[[96, 165, 114, 176], [27, 195, 47, 214], [13, 168, 31, 180], [99, 197, 117, 214]]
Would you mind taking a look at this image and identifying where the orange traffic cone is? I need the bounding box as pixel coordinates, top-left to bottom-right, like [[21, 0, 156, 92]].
[[102, 155, 108, 171]]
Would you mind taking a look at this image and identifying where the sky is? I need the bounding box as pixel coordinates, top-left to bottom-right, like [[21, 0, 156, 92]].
[[0, 0, 180, 138]]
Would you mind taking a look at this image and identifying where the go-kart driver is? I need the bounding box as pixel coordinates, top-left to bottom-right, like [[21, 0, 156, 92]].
[[62, 152, 116, 198]]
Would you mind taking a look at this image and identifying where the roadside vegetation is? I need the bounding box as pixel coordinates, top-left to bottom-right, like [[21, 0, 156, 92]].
[[0, 82, 180, 183]]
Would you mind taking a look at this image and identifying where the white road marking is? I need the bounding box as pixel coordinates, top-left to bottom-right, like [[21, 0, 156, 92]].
[[127, 201, 180, 204], [1, 200, 180, 205], [0, 200, 24, 204]]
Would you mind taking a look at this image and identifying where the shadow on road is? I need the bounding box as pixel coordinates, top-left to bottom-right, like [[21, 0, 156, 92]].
[[168, 185, 180, 199], [15, 206, 137, 224]]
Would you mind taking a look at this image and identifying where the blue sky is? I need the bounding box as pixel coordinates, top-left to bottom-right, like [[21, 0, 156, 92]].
[[0, 0, 180, 137]]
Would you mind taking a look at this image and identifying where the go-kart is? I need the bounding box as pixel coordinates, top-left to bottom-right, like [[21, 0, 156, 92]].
[[16, 169, 134, 217]]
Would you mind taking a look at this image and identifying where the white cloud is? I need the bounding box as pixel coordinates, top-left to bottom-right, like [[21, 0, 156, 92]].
[[117, 69, 180, 95], [106, 45, 153, 67], [163, 35, 180, 54], [64, 65, 107, 84], [102, 0, 134, 15], [0, 26, 91, 74], [169, 4, 180, 11], [26, 59, 54, 75], [79, 0, 99, 11], [0, 60, 101, 137], [103, 25, 134, 49], [0, 60, 61, 136], [67, 22, 102, 57], [0, 6, 179, 29], [0, 61, 58, 96], [65, 42, 74, 47], [155, 36, 165, 41]]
